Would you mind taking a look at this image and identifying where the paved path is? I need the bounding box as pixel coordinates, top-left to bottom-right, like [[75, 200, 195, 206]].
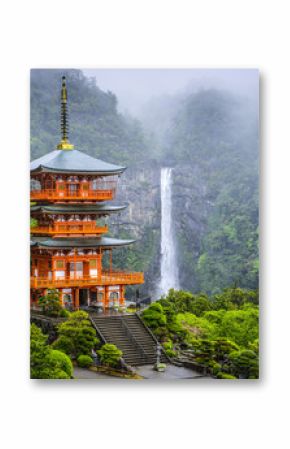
[[136, 364, 205, 380], [73, 367, 119, 379], [74, 364, 206, 380]]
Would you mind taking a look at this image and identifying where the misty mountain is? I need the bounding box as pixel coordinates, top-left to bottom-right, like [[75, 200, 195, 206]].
[[30, 69, 259, 296]]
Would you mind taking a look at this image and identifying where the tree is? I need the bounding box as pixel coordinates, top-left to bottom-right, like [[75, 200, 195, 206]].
[[52, 311, 99, 358], [38, 289, 62, 317], [30, 324, 73, 379], [161, 289, 212, 316], [98, 344, 122, 367]]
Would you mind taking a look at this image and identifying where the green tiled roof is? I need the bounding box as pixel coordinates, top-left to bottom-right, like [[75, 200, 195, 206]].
[[30, 203, 127, 215], [30, 149, 126, 175], [31, 236, 135, 249]]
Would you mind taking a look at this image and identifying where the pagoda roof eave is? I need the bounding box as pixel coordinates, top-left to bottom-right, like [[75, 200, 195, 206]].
[[31, 236, 135, 249], [30, 203, 127, 215], [30, 149, 126, 176]]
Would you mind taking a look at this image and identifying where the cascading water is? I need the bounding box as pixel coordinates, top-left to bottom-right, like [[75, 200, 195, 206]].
[[159, 167, 179, 296]]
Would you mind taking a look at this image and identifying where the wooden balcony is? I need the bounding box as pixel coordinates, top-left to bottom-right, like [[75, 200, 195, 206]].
[[30, 187, 115, 202], [30, 271, 144, 289], [31, 222, 108, 236]]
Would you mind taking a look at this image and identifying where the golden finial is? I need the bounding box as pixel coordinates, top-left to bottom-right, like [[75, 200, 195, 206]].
[[57, 76, 74, 150]]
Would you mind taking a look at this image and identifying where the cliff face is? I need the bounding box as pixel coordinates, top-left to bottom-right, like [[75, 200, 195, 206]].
[[110, 160, 162, 299], [172, 165, 211, 293], [111, 161, 212, 298]]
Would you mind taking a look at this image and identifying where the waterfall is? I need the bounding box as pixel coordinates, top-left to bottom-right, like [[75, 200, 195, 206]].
[[159, 167, 179, 296]]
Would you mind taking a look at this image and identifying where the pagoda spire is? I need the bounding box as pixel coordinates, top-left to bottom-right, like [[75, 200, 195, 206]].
[[57, 76, 74, 150]]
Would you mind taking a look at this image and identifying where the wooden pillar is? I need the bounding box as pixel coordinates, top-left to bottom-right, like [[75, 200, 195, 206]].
[[120, 285, 125, 307], [74, 249, 77, 279], [104, 286, 109, 309], [75, 287, 80, 310], [87, 288, 91, 306], [59, 289, 64, 307]]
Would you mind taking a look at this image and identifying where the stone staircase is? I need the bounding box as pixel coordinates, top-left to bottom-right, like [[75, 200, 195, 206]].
[[90, 313, 168, 366]]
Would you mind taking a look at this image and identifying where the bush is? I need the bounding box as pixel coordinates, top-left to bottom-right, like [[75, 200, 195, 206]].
[[228, 349, 259, 379], [162, 340, 177, 358], [30, 324, 73, 379], [59, 309, 70, 318], [77, 355, 93, 368], [53, 311, 99, 358], [142, 303, 167, 329], [98, 344, 122, 367], [49, 350, 73, 378], [38, 289, 62, 317]]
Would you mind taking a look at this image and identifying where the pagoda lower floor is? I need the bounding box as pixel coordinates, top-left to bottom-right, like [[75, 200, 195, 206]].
[[31, 285, 129, 310]]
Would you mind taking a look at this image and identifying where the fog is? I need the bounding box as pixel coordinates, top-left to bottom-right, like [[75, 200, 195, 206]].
[[82, 68, 259, 116]]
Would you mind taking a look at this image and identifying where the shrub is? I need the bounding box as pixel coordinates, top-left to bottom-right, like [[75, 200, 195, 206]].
[[77, 355, 93, 368], [53, 311, 99, 358], [30, 324, 73, 379], [38, 289, 62, 317], [49, 350, 73, 378], [142, 303, 167, 329], [59, 309, 70, 318], [162, 340, 177, 357], [98, 344, 122, 367], [228, 349, 259, 379]]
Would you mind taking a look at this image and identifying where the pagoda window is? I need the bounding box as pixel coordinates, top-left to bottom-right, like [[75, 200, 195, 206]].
[[69, 262, 83, 279], [55, 259, 65, 279], [68, 184, 79, 195], [89, 259, 98, 278]]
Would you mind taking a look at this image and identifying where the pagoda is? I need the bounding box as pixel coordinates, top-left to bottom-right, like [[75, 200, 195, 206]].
[[30, 76, 144, 310]]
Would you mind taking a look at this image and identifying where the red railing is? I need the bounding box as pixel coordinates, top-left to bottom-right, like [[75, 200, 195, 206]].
[[30, 271, 144, 289], [30, 188, 115, 201], [31, 222, 108, 235]]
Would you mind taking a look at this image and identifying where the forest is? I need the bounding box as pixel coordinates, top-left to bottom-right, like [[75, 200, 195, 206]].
[[31, 69, 259, 297]]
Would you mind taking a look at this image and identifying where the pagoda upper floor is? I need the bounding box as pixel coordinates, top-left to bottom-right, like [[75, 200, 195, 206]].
[[31, 173, 119, 202]]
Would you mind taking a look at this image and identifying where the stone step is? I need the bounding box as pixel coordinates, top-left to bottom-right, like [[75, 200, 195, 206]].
[[90, 313, 168, 366]]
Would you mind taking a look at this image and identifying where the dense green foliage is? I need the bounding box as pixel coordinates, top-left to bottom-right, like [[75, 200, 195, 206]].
[[77, 355, 93, 368], [97, 343, 123, 367], [30, 324, 73, 379], [166, 89, 259, 293], [38, 289, 62, 317], [142, 288, 259, 379], [52, 311, 99, 358], [31, 69, 151, 164]]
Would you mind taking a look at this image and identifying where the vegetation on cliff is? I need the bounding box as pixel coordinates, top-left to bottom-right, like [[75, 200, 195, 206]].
[[164, 89, 259, 293]]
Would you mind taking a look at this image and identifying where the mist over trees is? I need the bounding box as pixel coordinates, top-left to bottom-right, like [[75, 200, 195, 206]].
[[30, 69, 259, 295]]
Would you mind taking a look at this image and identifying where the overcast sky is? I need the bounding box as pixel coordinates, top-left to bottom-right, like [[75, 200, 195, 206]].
[[82, 68, 259, 116]]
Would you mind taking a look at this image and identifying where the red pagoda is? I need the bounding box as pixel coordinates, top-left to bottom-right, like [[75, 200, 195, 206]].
[[30, 76, 144, 310]]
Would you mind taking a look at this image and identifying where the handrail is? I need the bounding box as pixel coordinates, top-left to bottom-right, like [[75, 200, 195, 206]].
[[31, 223, 108, 235], [89, 317, 107, 343], [30, 272, 144, 288], [120, 317, 150, 362], [135, 312, 171, 362], [30, 189, 115, 200]]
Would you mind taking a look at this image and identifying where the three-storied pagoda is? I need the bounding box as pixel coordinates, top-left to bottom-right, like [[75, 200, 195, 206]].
[[30, 76, 144, 310]]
